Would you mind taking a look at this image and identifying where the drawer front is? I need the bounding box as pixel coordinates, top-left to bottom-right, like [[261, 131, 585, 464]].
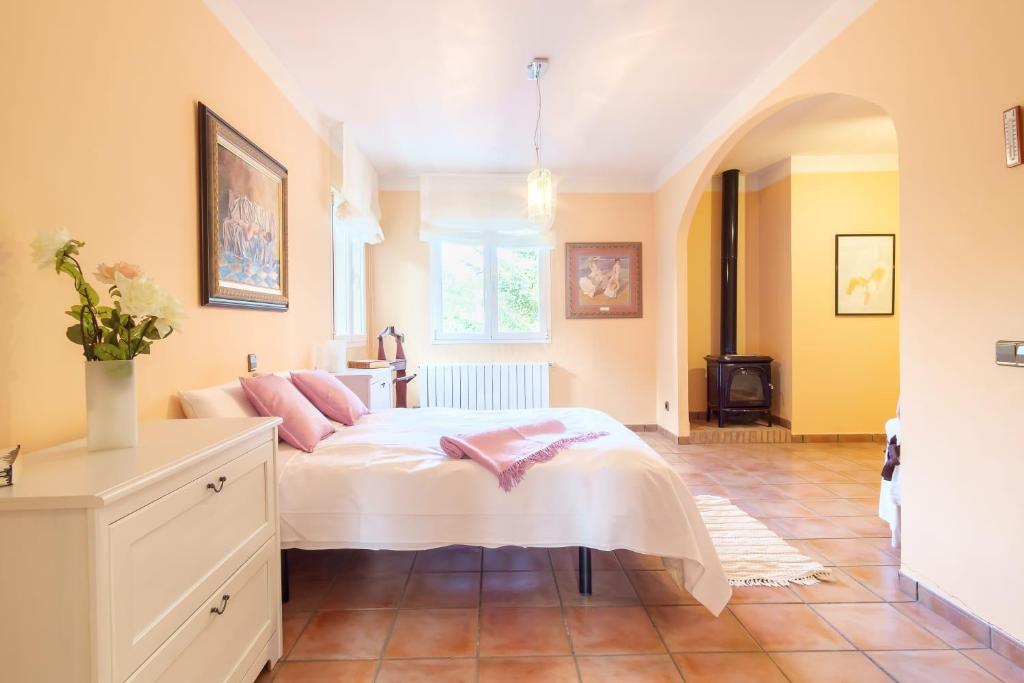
[[369, 374, 393, 410], [111, 442, 275, 680], [127, 539, 277, 683]]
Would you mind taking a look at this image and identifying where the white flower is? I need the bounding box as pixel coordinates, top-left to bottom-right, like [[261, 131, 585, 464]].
[[116, 272, 165, 318], [30, 227, 72, 269], [116, 272, 185, 337], [153, 292, 185, 336]]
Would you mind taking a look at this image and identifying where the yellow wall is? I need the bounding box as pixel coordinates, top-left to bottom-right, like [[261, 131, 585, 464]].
[[685, 190, 714, 414], [755, 176, 793, 423], [685, 186, 759, 415], [790, 171, 900, 434], [654, 0, 1024, 640], [372, 191, 657, 425], [686, 171, 899, 432], [0, 1, 359, 450]]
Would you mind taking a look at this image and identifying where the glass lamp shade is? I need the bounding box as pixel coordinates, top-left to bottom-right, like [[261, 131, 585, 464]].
[[527, 167, 554, 223]]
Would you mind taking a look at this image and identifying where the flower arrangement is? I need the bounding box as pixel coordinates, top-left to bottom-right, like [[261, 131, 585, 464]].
[[31, 228, 183, 360]]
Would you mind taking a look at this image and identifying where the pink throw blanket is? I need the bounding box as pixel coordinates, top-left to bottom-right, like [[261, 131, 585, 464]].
[[439, 419, 608, 492]]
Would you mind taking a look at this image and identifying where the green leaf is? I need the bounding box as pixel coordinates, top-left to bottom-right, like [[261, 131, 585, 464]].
[[65, 304, 83, 319], [94, 343, 125, 361], [79, 282, 100, 307], [144, 325, 164, 340], [66, 324, 85, 345], [136, 341, 152, 355]]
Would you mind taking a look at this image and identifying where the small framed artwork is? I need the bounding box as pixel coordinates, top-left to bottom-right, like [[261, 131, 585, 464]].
[[565, 242, 642, 319], [835, 234, 895, 316], [1004, 105, 1021, 167], [198, 102, 289, 310]]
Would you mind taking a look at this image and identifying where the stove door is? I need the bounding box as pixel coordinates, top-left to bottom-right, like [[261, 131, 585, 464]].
[[724, 365, 770, 407]]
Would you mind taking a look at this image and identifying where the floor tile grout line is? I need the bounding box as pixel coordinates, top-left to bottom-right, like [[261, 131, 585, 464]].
[[549, 547, 585, 683], [371, 552, 417, 681]]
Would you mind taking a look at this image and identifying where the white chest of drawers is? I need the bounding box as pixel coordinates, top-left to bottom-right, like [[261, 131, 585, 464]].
[[0, 417, 283, 683], [335, 368, 394, 411]]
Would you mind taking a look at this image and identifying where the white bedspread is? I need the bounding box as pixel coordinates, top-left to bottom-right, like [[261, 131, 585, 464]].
[[277, 407, 731, 613]]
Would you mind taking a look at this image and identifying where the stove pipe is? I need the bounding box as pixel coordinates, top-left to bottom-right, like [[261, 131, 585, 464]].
[[720, 169, 740, 356]]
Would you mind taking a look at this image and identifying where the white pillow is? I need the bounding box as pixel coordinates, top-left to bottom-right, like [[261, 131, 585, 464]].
[[178, 381, 259, 419]]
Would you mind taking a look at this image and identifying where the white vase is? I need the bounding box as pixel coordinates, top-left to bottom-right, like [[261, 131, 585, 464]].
[[85, 359, 139, 451]]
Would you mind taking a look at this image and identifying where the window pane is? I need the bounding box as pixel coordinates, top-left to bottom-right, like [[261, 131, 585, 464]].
[[333, 234, 351, 337], [496, 248, 541, 334], [351, 240, 366, 336], [441, 242, 486, 335]]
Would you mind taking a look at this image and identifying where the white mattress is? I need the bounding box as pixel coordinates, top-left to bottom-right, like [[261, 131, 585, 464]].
[[277, 407, 731, 613]]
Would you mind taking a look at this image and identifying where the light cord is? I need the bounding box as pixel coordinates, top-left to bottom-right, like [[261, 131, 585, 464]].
[[533, 74, 542, 168]]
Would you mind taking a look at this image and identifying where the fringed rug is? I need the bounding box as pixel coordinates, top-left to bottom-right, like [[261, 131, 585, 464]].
[[696, 494, 833, 587]]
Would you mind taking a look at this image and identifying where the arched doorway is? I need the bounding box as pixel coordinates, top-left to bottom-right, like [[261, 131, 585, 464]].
[[679, 94, 900, 441]]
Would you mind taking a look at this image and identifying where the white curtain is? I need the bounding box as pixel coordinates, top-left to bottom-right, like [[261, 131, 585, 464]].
[[419, 173, 555, 248], [332, 125, 384, 244]]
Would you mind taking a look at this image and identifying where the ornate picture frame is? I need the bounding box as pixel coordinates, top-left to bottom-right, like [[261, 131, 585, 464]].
[[565, 242, 643, 319], [198, 102, 289, 310]]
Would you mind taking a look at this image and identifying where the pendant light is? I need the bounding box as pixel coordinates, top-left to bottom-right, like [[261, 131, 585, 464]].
[[527, 58, 553, 223]]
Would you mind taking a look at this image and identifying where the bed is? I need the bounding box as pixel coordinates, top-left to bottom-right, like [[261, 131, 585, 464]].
[[179, 382, 731, 614]]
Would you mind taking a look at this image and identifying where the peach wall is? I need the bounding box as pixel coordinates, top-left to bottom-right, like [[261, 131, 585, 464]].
[[655, 0, 1024, 639], [790, 171, 900, 435], [0, 1, 358, 450], [371, 191, 657, 425]]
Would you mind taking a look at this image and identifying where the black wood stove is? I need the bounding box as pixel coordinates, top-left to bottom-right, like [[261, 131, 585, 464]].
[[704, 169, 773, 427], [705, 354, 773, 427]]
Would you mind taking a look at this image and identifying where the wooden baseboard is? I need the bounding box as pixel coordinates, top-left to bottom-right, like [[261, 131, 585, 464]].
[[791, 433, 887, 443], [625, 424, 658, 433], [898, 570, 1024, 666]]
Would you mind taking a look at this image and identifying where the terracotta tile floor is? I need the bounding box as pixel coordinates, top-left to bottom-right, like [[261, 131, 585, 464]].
[[258, 433, 1023, 682]]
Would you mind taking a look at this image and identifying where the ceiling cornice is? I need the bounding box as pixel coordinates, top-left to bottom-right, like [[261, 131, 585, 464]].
[[652, 0, 877, 190], [203, 0, 332, 145], [742, 154, 898, 191]]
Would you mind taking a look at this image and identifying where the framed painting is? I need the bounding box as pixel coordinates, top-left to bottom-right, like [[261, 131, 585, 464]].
[[198, 102, 288, 310], [835, 234, 895, 316], [565, 242, 642, 319]]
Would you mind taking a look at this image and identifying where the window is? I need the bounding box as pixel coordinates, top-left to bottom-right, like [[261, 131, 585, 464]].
[[431, 241, 549, 343], [333, 225, 367, 344]]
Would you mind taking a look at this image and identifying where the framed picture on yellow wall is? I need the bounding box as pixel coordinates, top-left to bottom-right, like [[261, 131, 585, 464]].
[[835, 234, 895, 316], [565, 242, 642, 319], [198, 102, 289, 310]]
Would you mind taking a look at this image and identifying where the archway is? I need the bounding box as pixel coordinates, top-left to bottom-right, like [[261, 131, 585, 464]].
[[677, 93, 900, 441]]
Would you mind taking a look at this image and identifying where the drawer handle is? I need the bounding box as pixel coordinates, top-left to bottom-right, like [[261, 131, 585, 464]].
[[206, 476, 227, 493], [210, 594, 230, 615]]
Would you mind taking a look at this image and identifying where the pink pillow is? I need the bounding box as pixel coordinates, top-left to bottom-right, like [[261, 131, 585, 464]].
[[290, 369, 369, 426], [239, 375, 335, 452]]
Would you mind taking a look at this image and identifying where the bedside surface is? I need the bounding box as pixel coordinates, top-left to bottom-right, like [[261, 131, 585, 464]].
[[0, 417, 280, 510]]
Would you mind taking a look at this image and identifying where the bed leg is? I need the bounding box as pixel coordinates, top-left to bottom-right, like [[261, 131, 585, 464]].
[[281, 549, 290, 604], [578, 547, 592, 595]]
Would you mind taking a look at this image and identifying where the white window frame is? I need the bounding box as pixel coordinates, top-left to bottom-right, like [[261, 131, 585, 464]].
[[430, 240, 550, 344], [332, 207, 368, 346]]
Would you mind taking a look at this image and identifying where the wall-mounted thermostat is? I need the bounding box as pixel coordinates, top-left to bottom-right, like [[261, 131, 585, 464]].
[[995, 340, 1024, 367]]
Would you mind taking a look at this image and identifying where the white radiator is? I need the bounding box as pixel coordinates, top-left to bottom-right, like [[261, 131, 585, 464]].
[[421, 362, 550, 410]]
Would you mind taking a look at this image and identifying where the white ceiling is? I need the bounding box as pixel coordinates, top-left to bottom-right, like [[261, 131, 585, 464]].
[[225, 0, 867, 188], [718, 94, 897, 174]]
